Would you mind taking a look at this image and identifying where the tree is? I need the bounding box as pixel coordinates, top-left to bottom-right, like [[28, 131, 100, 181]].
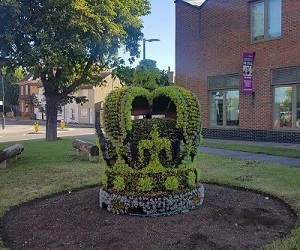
[[158, 69, 173, 87], [0, 0, 151, 141], [113, 59, 172, 88], [134, 59, 161, 90], [112, 65, 136, 86], [0, 67, 24, 116]]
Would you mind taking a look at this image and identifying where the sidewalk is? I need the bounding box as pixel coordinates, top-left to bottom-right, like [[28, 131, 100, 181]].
[[200, 139, 300, 168], [3, 117, 94, 128]]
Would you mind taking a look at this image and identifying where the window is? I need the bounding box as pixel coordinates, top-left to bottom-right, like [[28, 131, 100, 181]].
[[71, 108, 75, 121], [211, 90, 239, 127], [251, 0, 282, 42], [209, 74, 240, 127], [25, 85, 29, 95], [20, 86, 24, 95], [272, 67, 300, 129], [274, 85, 300, 129], [81, 108, 88, 118]]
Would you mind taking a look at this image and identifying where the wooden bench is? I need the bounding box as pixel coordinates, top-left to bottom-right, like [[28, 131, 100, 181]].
[[0, 144, 24, 169], [72, 139, 99, 162]]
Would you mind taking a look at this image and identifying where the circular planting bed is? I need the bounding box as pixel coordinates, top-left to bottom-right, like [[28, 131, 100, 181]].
[[0, 184, 296, 249], [99, 184, 204, 215]]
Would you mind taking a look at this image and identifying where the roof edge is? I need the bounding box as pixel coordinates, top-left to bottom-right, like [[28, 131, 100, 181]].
[[174, 0, 207, 9]]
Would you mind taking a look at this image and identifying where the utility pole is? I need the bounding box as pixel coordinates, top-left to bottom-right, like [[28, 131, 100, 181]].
[[143, 38, 160, 60], [1, 74, 5, 129]]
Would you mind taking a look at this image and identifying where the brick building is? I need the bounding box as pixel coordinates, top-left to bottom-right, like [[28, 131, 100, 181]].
[[17, 75, 41, 119], [175, 0, 300, 143]]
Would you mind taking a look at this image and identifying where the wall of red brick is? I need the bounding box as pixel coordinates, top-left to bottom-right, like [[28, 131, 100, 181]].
[[18, 82, 40, 118], [175, 0, 300, 131]]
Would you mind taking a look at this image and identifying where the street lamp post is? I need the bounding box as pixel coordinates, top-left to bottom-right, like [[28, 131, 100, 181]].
[[1, 74, 5, 129], [143, 38, 160, 60]]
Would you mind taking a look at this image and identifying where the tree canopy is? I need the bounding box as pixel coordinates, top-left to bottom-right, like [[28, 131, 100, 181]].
[[113, 59, 173, 89], [0, 67, 24, 115], [0, 0, 151, 140]]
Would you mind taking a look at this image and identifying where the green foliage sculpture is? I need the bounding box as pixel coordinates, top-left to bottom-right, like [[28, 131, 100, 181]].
[[98, 85, 204, 215]]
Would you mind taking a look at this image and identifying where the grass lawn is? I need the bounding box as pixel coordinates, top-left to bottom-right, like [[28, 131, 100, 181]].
[[0, 139, 299, 249], [203, 141, 300, 158]]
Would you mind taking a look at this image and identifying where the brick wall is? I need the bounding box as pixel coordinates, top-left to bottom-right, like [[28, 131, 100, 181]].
[[175, 0, 300, 142], [203, 128, 300, 144]]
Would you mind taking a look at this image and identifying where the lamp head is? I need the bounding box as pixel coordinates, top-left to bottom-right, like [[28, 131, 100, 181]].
[[144, 38, 160, 42]]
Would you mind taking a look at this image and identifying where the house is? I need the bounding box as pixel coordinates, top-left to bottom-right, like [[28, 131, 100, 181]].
[[17, 75, 41, 119], [166, 67, 175, 83], [18, 73, 122, 125], [175, 0, 300, 143], [34, 72, 122, 127]]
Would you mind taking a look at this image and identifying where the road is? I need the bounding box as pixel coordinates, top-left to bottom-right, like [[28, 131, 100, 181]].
[[0, 120, 97, 143]]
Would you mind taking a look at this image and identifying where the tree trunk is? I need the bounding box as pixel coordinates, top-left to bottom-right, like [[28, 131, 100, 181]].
[[72, 139, 99, 156], [46, 96, 59, 141], [0, 144, 24, 162]]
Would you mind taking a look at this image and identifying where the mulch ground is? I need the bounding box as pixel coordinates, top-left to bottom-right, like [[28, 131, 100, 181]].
[[0, 183, 297, 250]]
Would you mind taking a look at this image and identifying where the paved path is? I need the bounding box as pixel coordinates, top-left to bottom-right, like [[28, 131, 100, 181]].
[[200, 139, 300, 168], [2, 119, 299, 167]]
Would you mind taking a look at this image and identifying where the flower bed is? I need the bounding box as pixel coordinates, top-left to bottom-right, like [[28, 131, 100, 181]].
[[98, 85, 204, 216], [99, 184, 204, 216]]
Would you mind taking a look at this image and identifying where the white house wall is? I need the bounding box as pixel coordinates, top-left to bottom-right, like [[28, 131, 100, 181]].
[[33, 73, 122, 125]]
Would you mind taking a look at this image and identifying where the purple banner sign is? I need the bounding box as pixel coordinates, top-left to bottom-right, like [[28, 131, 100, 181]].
[[242, 52, 254, 93]]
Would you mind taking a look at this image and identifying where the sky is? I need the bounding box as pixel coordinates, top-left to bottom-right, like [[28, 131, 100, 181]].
[[120, 0, 205, 72], [120, 0, 206, 72], [120, 0, 176, 72]]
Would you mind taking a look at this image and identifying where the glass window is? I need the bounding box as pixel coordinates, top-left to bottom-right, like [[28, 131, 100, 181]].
[[251, 0, 282, 42], [297, 86, 300, 128], [211, 90, 239, 127], [274, 87, 292, 128], [226, 91, 239, 126], [252, 1, 265, 41], [268, 0, 282, 38], [274, 85, 300, 129], [211, 91, 224, 126]]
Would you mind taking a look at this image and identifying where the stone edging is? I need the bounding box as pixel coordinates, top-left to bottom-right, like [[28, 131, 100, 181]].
[[99, 184, 204, 216]]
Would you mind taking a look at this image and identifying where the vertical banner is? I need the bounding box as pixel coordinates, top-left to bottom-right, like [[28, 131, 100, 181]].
[[242, 52, 254, 93]]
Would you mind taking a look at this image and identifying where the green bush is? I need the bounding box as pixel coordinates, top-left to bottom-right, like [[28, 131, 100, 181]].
[[99, 85, 202, 196], [101, 174, 108, 188], [113, 176, 126, 192], [105, 167, 200, 194], [125, 118, 183, 169], [187, 171, 196, 187], [137, 177, 153, 192], [164, 176, 179, 191]]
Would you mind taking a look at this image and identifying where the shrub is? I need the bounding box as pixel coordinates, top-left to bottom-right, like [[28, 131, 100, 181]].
[[99, 85, 203, 215], [137, 177, 153, 192], [164, 176, 179, 191], [113, 176, 126, 192], [187, 171, 196, 187]]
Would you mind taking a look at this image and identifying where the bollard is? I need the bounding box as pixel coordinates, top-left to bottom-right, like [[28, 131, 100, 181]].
[[61, 119, 65, 129], [34, 122, 39, 132]]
